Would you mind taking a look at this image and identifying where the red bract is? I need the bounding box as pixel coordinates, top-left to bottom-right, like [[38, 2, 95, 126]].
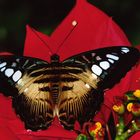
[[129, 45, 140, 90], [131, 103, 140, 117], [113, 101, 125, 115]]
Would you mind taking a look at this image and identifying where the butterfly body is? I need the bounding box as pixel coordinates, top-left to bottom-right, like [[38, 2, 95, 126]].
[[0, 46, 139, 131]]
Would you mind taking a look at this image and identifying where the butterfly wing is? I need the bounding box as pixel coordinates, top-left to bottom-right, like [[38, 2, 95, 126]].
[[58, 46, 140, 129], [0, 47, 139, 131], [0, 56, 54, 130]]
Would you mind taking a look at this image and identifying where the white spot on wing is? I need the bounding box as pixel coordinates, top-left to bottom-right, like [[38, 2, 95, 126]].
[[91, 73, 98, 79], [17, 79, 24, 86], [0, 67, 6, 72], [5, 68, 14, 77], [92, 53, 96, 57], [0, 62, 7, 68], [108, 59, 114, 63], [16, 59, 20, 62], [121, 47, 130, 53], [91, 65, 102, 76], [24, 88, 28, 93], [106, 54, 119, 60], [96, 56, 102, 60], [11, 62, 17, 67], [100, 61, 110, 70], [85, 83, 90, 89], [12, 70, 22, 82]]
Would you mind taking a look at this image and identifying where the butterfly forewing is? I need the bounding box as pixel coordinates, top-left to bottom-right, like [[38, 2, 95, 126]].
[[64, 47, 140, 90]]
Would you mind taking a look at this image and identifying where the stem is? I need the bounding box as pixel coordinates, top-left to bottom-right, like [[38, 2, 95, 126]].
[[117, 116, 125, 135]]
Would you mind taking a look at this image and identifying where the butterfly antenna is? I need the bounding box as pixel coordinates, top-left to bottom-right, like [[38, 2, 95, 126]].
[[55, 22, 78, 54], [30, 27, 53, 55]]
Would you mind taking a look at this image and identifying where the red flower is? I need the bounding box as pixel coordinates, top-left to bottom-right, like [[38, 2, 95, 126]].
[[129, 45, 140, 90]]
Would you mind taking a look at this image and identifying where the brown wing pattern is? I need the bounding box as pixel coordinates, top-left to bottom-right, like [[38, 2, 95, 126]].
[[58, 46, 140, 130], [0, 47, 139, 131], [0, 56, 55, 130], [58, 66, 102, 130], [14, 71, 54, 130]]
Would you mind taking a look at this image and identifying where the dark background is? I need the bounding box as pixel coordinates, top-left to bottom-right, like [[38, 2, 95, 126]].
[[0, 0, 140, 54]]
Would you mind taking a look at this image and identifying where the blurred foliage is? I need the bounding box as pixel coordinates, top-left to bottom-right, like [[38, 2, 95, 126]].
[[0, 0, 140, 54]]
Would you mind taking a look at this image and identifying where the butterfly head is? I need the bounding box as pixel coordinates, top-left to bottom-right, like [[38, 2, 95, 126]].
[[51, 54, 60, 63]]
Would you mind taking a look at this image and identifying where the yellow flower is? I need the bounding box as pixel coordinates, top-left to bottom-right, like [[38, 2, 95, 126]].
[[89, 122, 103, 136], [127, 103, 133, 112], [127, 103, 140, 116], [95, 122, 102, 130], [112, 103, 125, 115], [133, 90, 140, 98], [113, 105, 120, 112]]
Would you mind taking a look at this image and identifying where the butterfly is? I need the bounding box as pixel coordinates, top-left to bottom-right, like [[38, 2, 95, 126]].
[[0, 46, 139, 131]]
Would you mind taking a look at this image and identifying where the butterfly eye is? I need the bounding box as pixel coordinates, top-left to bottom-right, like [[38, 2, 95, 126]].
[[91, 64, 102, 76]]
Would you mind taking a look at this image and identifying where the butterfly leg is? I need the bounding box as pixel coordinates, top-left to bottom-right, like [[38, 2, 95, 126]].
[[59, 111, 76, 130]]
